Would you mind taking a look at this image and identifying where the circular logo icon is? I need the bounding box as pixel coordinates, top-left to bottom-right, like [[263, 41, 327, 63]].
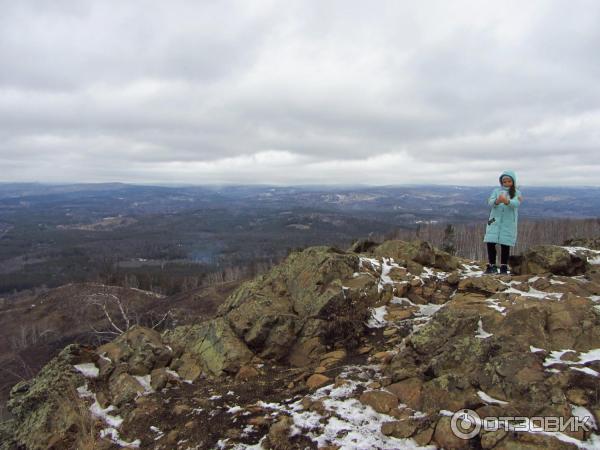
[[451, 409, 481, 440]]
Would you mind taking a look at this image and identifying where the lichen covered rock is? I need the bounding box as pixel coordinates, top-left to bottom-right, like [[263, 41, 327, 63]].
[[217, 246, 371, 362], [4, 344, 93, 450], [510, 245, 589, 275], [97, 325, 173, 377], [163, 317, 254, 377]]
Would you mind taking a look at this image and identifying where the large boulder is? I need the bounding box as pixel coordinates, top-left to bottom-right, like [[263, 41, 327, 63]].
[[109, 373, 146, 406], [372, 240, 460, 271], [220, 246, 359, 318], [97, 325, 173, 377], [510, 245, 589, 275], [373, 240, 436, 266], [217, 246, 371, 362], [163, 317, 254, 377], [347, 238, 381, 253]]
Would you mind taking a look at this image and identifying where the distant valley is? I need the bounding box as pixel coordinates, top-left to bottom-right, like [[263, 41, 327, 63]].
[[0, 182, 599, 294]]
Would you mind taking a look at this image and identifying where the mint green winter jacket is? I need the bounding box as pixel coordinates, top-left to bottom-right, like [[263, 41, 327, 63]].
[[483, 170, 522, 247]]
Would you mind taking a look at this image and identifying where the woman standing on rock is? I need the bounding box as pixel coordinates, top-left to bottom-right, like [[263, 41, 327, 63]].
[[483, 170, 523, 274]]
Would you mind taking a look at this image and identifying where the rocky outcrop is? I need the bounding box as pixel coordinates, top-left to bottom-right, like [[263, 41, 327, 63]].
[[3, 238, 600, 449], [382, 269, 600, 448], [217, 246, 374, 363], [163, 317, 254, 377], [97, 325, 173, 378], [371, 239, 460, 272], [347, 238, 381, 253], [510, 245, 589, 275], [2, 345, 93, 450], [563, 237, 600, 250]]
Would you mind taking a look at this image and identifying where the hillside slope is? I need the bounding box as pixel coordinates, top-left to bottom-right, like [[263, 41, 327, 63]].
[[2, 239, 600, 449]]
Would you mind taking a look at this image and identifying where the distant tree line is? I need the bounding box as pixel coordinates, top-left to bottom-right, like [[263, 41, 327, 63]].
[[3, 218, 599, 295], [98, 258, 277, 296]]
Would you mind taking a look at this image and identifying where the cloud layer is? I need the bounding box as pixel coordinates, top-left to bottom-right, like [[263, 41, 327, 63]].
[[1, 0, 599, 186]]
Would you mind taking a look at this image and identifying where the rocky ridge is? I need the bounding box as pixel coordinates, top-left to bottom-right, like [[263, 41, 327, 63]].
[[1, 239, 600, 449]]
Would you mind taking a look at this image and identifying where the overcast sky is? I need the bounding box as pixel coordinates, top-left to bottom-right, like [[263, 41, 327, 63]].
[[1, 0, 599, 187]]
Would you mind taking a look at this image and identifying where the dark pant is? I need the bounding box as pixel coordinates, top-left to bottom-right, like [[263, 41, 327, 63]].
[[487, 242, 510, 265]]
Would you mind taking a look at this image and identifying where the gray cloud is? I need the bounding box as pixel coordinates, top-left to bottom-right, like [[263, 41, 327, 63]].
[[1, 0, 600, 186]]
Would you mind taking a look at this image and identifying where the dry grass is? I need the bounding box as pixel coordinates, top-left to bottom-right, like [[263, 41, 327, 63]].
[[51, 384, 100, 450]]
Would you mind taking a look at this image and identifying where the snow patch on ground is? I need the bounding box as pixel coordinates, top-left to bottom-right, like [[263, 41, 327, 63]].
[[150, 425, 164, 441], [227, 405, 244, 414], [417, 303, 445, 317], [486, 299, 507, 315], [561, 246, 597, 255], [133, 375, 154, 394], [73, 363, 99, 378], [77, 382, 124, 429], [571, 405, 597, 430], [255, 377, 434, 449], [165, 369, 181, 379], [475, 318, 493, 339], [543, 348, 600, 376], [91, 401, 123, 429], [577, 349, 600, 365], [99, 428, 141, 448], [229, 362, 438, 449], [359, 257, 381, 271], [501, 283, 563, 300], [367, 306, 388, 328], [76, 382, 142, 447], [390, 296, 444, 318], [289, 396, 433, 450], [461, 263, 484, 278], [420, 266, 435, 279], [543, 349, 577, 367], [478, 391, 508, 405], [561, 246, 600, 266], [571, 367, 600, 377], [573, 275, 590, 283]]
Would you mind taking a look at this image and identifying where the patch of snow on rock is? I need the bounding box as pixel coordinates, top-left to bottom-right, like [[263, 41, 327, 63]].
[[73, 363, 99, 378], [475, 319, 493, 339], [367, 306, 388, 328], [486, 299, 507, 315], [460, 263, 484, 278], [571, 405, 597, 430], [571, 367, 600, 377], [133, 375, 153, 394], [100, 428, 141, 448], [478, 391, 508, 405]]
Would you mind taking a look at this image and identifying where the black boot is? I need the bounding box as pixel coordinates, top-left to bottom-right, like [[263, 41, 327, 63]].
[[484, 264, 498, 274], [499, 264, 509, 275]]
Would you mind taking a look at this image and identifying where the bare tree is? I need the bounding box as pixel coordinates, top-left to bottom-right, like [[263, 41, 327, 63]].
[[83, 287, 172, 340]]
